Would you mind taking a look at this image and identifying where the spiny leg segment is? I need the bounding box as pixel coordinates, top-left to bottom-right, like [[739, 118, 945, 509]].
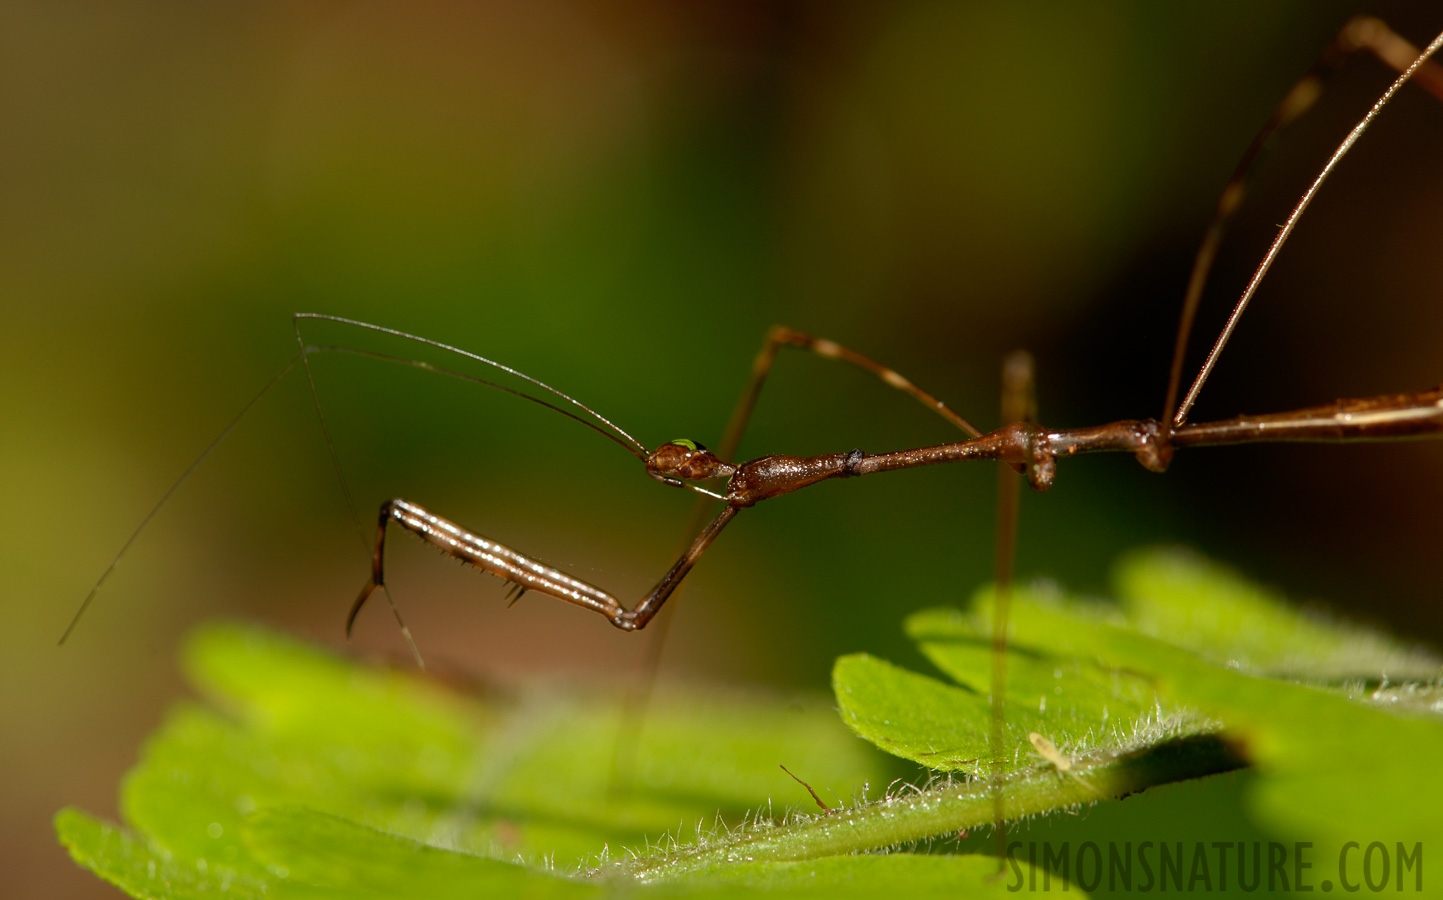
[[353, 499, 740, 633]]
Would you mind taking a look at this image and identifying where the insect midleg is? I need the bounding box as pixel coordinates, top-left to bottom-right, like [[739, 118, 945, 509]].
[[617, 324, 997, 784], [622, 325, 1004, 767], [716, 325, 982, 467], [647, 323, 995, 653], [649, 324, 991, 644]]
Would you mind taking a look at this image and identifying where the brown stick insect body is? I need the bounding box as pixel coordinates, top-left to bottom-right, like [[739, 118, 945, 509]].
[[333, 19, 1443, 640], [52, 17, 1439, 645], [327, 19, 1443, 858], [62, 26, 1443, 849], [52, 16, 1443, 869], [351, 364, 1443, 633], [58, 15, 1443, 671]]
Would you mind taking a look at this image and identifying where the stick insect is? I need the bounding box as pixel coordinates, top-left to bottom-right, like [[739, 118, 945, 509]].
[[314, 21, 1443, 637], [61, 18, 1443, 845]]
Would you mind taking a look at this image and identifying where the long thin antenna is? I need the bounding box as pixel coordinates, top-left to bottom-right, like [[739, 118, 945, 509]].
[[1174, 28, 1443, 426], [295, 313, 648, 455], [60, 356, 301, 645], [304, 344, 648, 461]]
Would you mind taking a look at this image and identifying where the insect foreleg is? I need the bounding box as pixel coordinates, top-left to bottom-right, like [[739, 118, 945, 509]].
[[350, 499, 741, 634]]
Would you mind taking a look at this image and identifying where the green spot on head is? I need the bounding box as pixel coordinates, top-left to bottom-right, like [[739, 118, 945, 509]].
[[669, 438, 700, 451]]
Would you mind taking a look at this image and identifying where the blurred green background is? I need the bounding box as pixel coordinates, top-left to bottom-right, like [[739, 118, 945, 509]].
[[5, 1, 1441, 896]]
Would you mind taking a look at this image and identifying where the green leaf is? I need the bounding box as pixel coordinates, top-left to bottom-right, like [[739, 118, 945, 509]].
[[1113, 548, 1441, 680], [57, 806, 268, 900], [72, 621, 1087, 897], [660, 853, 1049, 897], [127, 622, 885, 869], [832, 653, 991, 772], [242, 807, 597, 898], [832, 547, 1443, 874], [67, 549, 1435, 897], [1000, 596, 1443, 854], [836, 582, 1210, 778], [59, 804, 1059, 899]]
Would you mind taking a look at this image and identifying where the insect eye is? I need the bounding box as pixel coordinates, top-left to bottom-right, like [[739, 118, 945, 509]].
[[669, 438, 705, 452]]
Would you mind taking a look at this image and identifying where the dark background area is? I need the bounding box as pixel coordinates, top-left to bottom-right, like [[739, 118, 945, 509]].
[[4, 2, 1440, 896]]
